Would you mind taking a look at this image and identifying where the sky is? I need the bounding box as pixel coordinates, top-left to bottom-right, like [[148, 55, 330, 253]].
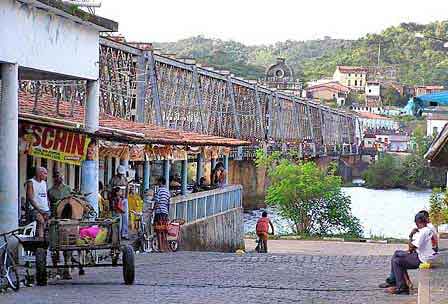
[[96, 0, 448, 45]]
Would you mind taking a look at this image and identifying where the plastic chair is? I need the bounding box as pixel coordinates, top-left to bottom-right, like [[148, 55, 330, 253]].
[[17, 221, 36, 264]]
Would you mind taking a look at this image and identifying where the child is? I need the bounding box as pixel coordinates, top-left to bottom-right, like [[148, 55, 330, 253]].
[[255, 211, 275, 253], [419, 210, 439, 252], [111, 187, 126, 237]]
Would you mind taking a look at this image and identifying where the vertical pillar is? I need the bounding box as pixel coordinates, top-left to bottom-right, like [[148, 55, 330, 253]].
[[224, 155, 229, 185], [163, 159, 170, 189], [143, 159, 151, 191], [181, 158, 188, 195], [0, 63, 19, 233], [196, 154, 203, 183], [81, 80, 99, 215], [136, 52, 148, 123], [210, 158, 217, 184]]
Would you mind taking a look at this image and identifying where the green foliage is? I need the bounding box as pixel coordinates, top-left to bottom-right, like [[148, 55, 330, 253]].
[[154, 21, 448, 86], [362, 155, 404, 188], [429, 188, 448, 227], [256, 150, 362, 237]]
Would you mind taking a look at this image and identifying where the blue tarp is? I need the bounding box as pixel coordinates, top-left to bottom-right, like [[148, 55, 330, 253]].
[[404, 91, 448, 116]]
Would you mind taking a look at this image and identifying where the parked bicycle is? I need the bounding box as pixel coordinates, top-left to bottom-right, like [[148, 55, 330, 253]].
[[0, 229, 21, 291], [131, 210, 153, 253]]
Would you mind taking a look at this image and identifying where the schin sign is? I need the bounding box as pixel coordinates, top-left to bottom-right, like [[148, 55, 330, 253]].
[[19, 123, 91, 166]]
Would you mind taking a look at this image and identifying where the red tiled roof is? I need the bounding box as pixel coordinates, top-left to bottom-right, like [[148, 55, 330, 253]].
[[336, 66, 368, 73], [307, 82, 350, 93], [355, 111, 392, 120], [18, 91, 249, 147]]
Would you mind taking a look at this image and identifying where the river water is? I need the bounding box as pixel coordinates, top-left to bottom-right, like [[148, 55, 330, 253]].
[[244, 187, 433, 239]]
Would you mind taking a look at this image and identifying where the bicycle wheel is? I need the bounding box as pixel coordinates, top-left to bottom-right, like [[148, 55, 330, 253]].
[[5, 250, 20, 291]]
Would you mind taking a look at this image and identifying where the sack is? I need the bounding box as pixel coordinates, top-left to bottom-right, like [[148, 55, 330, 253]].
[[94, 228, 108, 245]]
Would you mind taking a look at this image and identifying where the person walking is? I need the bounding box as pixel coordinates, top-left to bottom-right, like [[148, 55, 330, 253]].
[[153, 177, 171, 252], [26, 167, 50, 238]]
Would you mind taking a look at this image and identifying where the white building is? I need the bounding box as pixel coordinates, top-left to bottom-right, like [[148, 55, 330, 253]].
[[427, 113, 448, 137], [356, 112, 398, 131]]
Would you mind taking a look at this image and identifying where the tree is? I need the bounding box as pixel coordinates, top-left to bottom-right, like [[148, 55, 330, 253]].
[[429, 188, 448, 228], [256, 150, 362, 237], [362, 155, 404, 188]]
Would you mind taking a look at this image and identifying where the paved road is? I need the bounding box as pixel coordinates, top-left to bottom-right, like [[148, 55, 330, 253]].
[[2, 244, 419, 304]]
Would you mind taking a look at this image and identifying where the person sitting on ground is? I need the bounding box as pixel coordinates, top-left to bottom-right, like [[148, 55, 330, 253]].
[[255, 211, 275, 253], [153, 177, 171, 252], [26, 167, 50, 238], [382, 212, 434, 295]]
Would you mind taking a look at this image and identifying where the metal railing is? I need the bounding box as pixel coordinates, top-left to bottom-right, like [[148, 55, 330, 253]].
[[169, 185, 243, 224]]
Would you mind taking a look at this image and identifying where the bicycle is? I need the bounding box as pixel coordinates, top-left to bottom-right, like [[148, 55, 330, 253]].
[[0, 229, 21, 291], [131, 210, 154, 253]]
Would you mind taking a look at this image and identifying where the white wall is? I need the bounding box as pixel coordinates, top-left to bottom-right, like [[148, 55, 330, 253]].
[[427, 119, 448, 137], [365, 84, 380, 97], [0, 0, 99, 79]]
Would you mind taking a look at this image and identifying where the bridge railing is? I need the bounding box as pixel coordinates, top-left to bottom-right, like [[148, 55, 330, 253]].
[[169, 185, 243, 224]]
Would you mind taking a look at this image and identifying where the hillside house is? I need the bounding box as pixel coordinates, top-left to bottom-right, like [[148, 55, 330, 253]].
[[333, 66, 368, 91], [306, 82, 350, 105]]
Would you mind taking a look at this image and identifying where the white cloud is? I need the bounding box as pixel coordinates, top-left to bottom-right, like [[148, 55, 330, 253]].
[[97, 0, 448, 45]]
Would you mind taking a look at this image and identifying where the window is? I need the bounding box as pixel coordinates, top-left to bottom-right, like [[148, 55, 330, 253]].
[[354, 80, 358, 86], [355, 74, 357, 77], [348, 80, 351, 86], [360, 80, 363, 87], [348, 73, 351, 77], [368, 89, 372, 93]]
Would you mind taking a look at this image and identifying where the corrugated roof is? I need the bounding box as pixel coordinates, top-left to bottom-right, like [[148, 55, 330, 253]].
[[336, 66, 368, 73], [18, 91, 249, 147]]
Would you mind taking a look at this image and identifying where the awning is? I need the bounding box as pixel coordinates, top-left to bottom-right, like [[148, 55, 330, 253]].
[[424, 123, 448, 167], [19, 91, 249, 147]]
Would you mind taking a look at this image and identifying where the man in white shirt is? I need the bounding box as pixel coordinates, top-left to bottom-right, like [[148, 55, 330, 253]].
[[385, 213, 434, 295], [26, 167, 50, 238]]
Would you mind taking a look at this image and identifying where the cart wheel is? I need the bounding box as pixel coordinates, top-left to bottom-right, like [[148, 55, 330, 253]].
[[169, 241, 179, 252], [121, 245, 135, 285], [151, 237, 159, 252], [35, 248, 47, 286]]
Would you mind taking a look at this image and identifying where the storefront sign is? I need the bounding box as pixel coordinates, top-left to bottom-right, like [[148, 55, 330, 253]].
[[20, 123, 91, 165]]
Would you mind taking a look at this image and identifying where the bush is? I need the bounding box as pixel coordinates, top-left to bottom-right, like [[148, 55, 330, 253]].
[[256, 150, 362, 237], [362, 155, 404, 188], [429, 188, 448, 228]]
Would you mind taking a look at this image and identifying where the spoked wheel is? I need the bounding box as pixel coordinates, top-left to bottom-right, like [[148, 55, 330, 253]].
[[168, 241, 179, 252], [4, 250, 20, 291], [151, 237, 159, 252], [35, 248, 48, 286], [121, 245, 135, 285]]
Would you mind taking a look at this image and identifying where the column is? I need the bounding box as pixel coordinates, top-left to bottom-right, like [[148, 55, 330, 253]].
[[143, 159, 151, 191], [81, 80, 99, 215], [0, 63, 19, 233], [163, 159, 170, 189], [196, 154, 203, 183], [224, 155, 229, 185], [181, 158, 188, 195], [210, 158, 217, 183]]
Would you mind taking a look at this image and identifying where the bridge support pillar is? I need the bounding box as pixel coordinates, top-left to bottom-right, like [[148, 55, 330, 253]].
[[0, 63, 19, 234]]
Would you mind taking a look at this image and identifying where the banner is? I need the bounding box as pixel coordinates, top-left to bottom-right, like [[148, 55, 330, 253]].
[[19, 122, 90, 166]]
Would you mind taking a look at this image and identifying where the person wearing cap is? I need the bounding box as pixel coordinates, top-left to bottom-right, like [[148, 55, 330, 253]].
[[109, 165, 129, 239], [384, 212, 434, 295]]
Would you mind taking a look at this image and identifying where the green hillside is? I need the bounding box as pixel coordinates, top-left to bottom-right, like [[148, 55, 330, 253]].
[[153, 21, 448, 86]]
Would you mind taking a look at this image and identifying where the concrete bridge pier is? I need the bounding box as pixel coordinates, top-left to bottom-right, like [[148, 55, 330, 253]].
[[0, 63, 19, 234]]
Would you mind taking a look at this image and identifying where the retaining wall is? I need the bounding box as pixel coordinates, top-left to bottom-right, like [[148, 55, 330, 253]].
[[180, 207, 245, 252]]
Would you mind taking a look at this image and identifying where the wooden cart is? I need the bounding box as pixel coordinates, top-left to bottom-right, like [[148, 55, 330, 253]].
[[34, 218, 135, 286]]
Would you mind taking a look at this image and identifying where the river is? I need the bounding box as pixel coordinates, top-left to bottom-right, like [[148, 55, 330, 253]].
[[244, 187, 433, 239]]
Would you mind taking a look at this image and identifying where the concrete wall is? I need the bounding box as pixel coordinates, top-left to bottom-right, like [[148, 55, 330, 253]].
[[0, 0, 99, 79], [228, 160, 267, 210], [180, 208, 245, 252]]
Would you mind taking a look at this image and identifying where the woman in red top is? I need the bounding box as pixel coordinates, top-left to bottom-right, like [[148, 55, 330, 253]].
[[256, 211, 275, 253]]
